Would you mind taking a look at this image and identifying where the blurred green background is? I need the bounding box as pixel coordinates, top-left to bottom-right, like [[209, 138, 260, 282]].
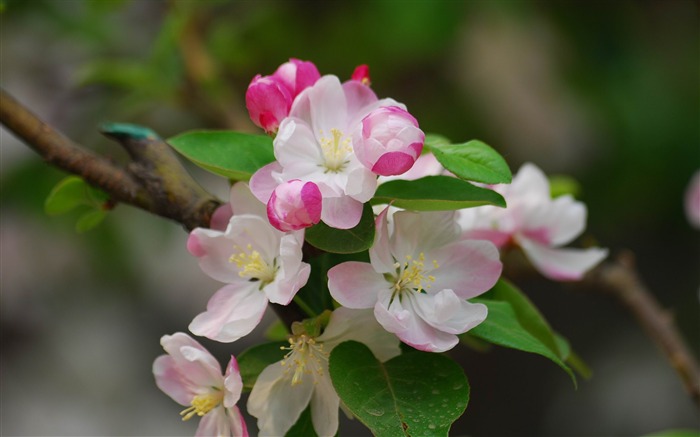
[[1, 0, 698, 435]]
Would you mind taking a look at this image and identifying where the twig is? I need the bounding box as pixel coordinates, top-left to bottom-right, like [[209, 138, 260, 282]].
[[585, 251, 700, 408], [0, 88, 306, 327]]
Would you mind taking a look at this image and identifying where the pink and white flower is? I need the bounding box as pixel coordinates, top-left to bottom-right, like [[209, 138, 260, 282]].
[[458, 162, 608, 281], [328, 208, 502, 353], [153, 332, 248, 437], [353, 106, 425, 176], [266, 179, 322, 232], [187, 183, 310, 342], [250, 75, 413, 229], [247, 307, 400, 436], [685, 170, 700, 229], [245, 59, 321, 134]]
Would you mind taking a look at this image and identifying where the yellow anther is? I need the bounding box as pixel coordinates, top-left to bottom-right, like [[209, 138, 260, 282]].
[[280, 334, 328, 386], [180, 393, 222, 421], [229, 245, 275, 284], [319, 128, 351, 172], [393, 252, 439, 294]]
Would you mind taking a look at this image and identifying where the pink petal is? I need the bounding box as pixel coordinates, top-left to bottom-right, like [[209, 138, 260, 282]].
[[412, 289, 487, 335], [321, 195, 364, 229], [227, 406, 249, 437], [230, 182, 267, 217], [518, 237, 608, 281], [249, 162, 284, 204], [369, 207, 395, 274], [159, 333, 222, 387], [223, 356, 243, 408], [209, 203, 233, 231], [371, 151, 416, 176], [373, 292, 459, 353], [430, 239, 502, 299], [188, 283, 269, 342], [263, 234, 310, 305], [328, 262, 388, 309], [152, 355, 192, 406], [195, 408, 232, 437]]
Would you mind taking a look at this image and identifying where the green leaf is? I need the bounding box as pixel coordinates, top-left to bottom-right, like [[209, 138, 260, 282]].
[[305, 203, 376, 254], [555, 333, 592, 379], [549, 174, 581, 198], [481, 279, 561, 357], [469, 299, 576, 386], [425, 138, 511, 184], [373, 176, 506, 210], [237, 341, 287, 391], [167, 130, 275, 181], [285, 404, 319, 437], [265, 320, 290, 341], [44, 176, 96, 215], [330, 341, 469, 437], [75, 209, 107, 233]]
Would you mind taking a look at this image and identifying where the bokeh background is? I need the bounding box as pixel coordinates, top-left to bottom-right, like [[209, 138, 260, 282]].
[[1, 0, 698, 435]]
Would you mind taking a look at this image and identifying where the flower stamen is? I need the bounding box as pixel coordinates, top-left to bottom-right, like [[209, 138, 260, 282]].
[[280, 334, 328, 386], [229, 244, 276, 284], [180, 392, 222, 421], [319, 128, 351, 173]]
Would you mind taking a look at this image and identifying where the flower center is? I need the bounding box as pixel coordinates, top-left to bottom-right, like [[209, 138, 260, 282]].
[[280, 334, 328, 386], [180, 391, 223, 421], [319, 128, 351, 173], [391, 252, 439, 297], [229, 244, 276, 284]]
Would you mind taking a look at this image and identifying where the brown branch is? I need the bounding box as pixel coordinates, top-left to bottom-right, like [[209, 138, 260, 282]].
[[584, 251, 700, 408], [1, 89, 153, 212], [1, 87, 306, 326]]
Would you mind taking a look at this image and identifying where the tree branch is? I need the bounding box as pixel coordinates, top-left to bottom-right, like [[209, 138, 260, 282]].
[[1, 87, 306, 327], [584, 252, 700, 408]]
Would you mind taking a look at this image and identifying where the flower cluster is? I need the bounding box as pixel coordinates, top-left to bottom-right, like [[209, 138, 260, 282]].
[[153, 59, 607, 436]]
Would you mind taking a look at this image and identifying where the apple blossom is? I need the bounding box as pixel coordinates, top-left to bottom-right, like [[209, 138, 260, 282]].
[[458, 162, 608, 281], [247, 308, 400, 436], [328, 208, 502, 353], [187, 183, 310, 342], [153, 332, 248, 437], [350, 64, 371, 86], [266, 179, 322, 232], [245, 58, 321, 134], [353, 106, 425, 176], [685, 170, 700, 229], [250, 75, 413, 229]]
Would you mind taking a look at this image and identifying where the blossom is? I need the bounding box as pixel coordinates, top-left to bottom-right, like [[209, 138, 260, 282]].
[[350, 64, 371, 86], [458, 162, 608, 281], [685, 170, 700, 228], [247, 307, 400, 436], [250, 74, 410, 229], [328, 208, 502, 353], [153, 332, 248, 436], [245, 58, 321, 134], [266, 179, 322, 232], [353, 106, 425, 176], [187, 183, 310, 342]]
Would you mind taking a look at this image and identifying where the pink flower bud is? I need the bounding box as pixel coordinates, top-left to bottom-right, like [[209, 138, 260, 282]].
[[267, 180, 322, 232], [245, 75, 293, 134], [351, 64, 371, 86], [273, 58, 321, 97], [353, 106, 425, 176], [245, 59, 321, 134]]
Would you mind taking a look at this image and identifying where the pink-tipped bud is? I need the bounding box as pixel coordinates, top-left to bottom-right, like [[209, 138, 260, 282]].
[[273, 58, 321, 97], [267, 180, 322, 232], [186, 233, 206, 257], [245, 75, 293, 134], [353, 106, 425, 176], [245, 59, 321, 134], [209, 203, 233, 232], [351, 64, 371, 86]]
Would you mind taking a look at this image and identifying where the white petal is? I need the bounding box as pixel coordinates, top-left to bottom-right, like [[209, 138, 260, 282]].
[[521, 195, 587, 246], [391, 210, 460, 260], [189, 283, 268, 343], [412, 289, 488, 335], [321, 195, 363, 229], [158, 333, 222, 389], [230, 182, 267, 217], [310, 369, 341, 437], [374, 291, 459, 353], [508, 162, 551, 204], [247, 361, 315, 436], [429, 239, 502, 299], [318, 307, 401, 362], [264, 233, 309, 305], [195, 408, 231, 437], [369, 207, 396, 274], [519, 237, 608, 281], [189, 227, 242, 283], [327, 262, 388, 309], [250, 162, 284, 204]]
